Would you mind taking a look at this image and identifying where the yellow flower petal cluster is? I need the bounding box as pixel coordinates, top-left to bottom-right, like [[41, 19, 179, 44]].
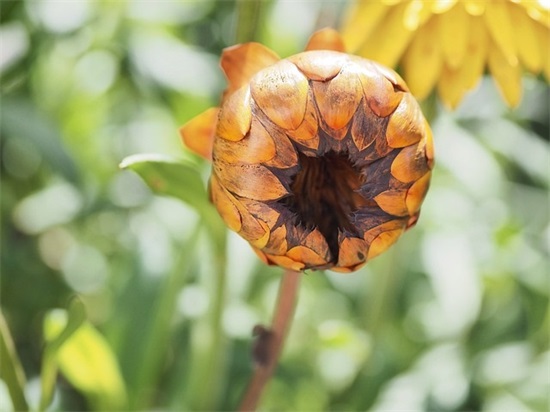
[[341, 0, 550, 108]]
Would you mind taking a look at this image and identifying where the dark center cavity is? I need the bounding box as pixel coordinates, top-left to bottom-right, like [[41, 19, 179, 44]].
[[282, 151, 369, 260]]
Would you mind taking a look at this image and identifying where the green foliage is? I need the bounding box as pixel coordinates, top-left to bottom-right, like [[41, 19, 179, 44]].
[[1, 1, 548, 412]]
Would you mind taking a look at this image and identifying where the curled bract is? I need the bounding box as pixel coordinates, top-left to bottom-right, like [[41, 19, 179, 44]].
[[180, 29, 434, 272]]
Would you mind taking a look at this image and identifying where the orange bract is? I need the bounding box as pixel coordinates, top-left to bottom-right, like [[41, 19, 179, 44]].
[[180, 28, 434, 272]]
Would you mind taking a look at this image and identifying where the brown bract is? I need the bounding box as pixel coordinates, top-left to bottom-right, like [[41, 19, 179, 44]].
[[180, 28, 434, 273]]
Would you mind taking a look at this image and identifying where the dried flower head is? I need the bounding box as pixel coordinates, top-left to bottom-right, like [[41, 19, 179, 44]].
[[180, 29, 434, 273]]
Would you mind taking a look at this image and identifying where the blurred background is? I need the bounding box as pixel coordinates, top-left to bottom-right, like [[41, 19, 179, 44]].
[[1, 1, 548, 411]]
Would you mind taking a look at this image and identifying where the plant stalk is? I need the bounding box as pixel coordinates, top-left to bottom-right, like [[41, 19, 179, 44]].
[[239, 269, 303, 411]]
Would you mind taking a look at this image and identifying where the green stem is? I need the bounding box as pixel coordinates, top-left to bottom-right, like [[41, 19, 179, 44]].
[[0, 311, 29, 412], [239, 270, 303, 411], [130, 223, 202, 409], [235, 0, 267, 43]]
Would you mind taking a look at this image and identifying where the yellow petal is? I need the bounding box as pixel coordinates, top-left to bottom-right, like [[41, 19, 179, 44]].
[[402, 16, 443, 100], [289, 50, 346, 81], [431, 0, 456, 14], [406, 171, 431, 215], [459, 16, 488, 90], [390, 141, 430, 183], [213, 116, 276, 164], [179, 107, 219, 161], [250, 59, 309, 130], [217, 86, 252, 141], [357, 2, 416, 67], [213, 160, 288, 201], [340, 1, 389, 52], [484, 0, 518, 66], [221, 43, 280, 96], [511, 2, 543, 73], [312, 64, 363, 130], [286, 245, 328, 268], [386, 93, 425, 148], [305, 28, 346, 52], [374, 190, 408, 216], [336, 236, 368, 269], [403, 0, 432, 30], [487, 42, 522, 107], [439, 3, 469, 69], [210, 173, 241, 232], [534, 22, 550, 81], [437, 64, 467, 109], [463, 0, 485, 16]]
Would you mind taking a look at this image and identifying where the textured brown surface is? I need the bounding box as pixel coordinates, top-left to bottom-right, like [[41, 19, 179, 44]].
[[210, 50, 433, 272]]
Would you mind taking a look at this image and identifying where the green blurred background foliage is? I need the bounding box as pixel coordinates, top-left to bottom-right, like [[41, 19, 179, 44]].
[[1, 1, 549, 411]]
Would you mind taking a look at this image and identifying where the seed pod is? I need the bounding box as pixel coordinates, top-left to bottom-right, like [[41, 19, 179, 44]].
[[181, 29, 434, 273]]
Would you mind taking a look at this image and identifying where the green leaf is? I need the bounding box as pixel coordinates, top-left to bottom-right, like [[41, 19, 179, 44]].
[[0, 310, 29, 412], [120, 154, 209, 209], [42, 299, 127, 411], [120, 153, 226, 251]]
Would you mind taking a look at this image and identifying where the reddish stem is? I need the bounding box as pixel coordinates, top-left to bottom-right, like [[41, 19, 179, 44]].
[[239, 269, 303, 411]]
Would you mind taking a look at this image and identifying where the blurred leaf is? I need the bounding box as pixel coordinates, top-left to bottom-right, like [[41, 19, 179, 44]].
[[0, 311, 28, 412], [1, 97, 81, 184], [39, 297, 86, 411], [43, 299, 127, 411], [120, 153, 208, 210], [120, 153, 226, 251]]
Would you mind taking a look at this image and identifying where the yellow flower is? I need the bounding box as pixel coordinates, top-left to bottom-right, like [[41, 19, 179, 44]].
[[341, 0, 550, 108], [180, 29, 434, 273]]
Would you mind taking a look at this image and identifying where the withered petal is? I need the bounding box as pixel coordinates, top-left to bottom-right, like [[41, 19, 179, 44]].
[[374, 189, 409, 217], [213, 160, 289, 201], [210, 173, 242, 232], [250, 60, 309, 130], [390, 142, 430, 183], [386, 93, 424, 148], [289, 50, 346, 81], [221, 42, 280, 96], [260, 121, 299, 168], [305, 28, 346, 52], [357, 65, 403, 118], [214, 117, 276, 164], [285, 92, 320, 149], [286, 245, 328, 268], [371, 61, 410, 92], [351, 100, 384, 152], [263, 225, 288, 255], [367, 228, 403, 260], [179, 107, 219, 161], [217, 87, 252, 142], [405, 171, 431, 215], [312, 64, 363, 131], [336, 236, 368, 269], [266, 253, 305, 271]]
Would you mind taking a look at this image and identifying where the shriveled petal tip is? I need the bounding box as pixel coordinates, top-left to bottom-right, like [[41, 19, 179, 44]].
[[289, 50, 347, 81], [305, 28, 346, 52], [217, 86, 252, 141], [179, 107, 219, 160], [337, 236, 368, 269], [221, 42, 280, 96], [386, 93, 424, 148], [312, 64, 363, 130]]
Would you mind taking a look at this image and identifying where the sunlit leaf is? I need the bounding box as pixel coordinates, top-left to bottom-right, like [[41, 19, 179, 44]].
[[43, 299, 127, 411], [39, 297, 86, 411]]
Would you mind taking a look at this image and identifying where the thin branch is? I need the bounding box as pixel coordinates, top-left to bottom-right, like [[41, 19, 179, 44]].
[[239, 269, 303, 411]]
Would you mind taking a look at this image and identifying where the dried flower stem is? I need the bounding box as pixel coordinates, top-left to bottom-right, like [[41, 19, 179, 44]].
[[239, 269, 303, 411]]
